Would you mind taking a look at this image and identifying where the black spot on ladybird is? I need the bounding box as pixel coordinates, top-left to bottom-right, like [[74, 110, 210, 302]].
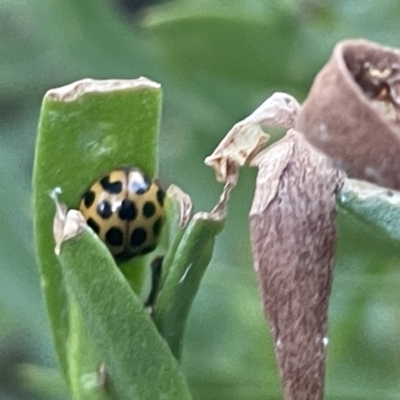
[[97, 200, 113, 219], [130, 228, 147, 247], [83, 190, 95, 208], [153, 217, 162, 236], [156, 188, 165, 207], [87, 218, 100, 235], [100, 175, 122, 194], [118, 200, 137, 221], [105, 227, 124, 247], [143, 201, 156, 218]]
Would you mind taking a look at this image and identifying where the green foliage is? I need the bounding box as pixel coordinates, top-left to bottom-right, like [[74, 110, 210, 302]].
[[338, 181, 400, 242], [31, 79, 225, 398], [2, 0, 400, 399], [32, 81, 161, 384], [58, 226, 192, 399], [155, 213, 224, 359]]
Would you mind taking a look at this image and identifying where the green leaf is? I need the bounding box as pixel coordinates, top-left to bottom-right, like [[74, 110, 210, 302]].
[[154, 212, 224, 359], [157, 185, 193, 285], [58, 220, 192, 400], [337, 179, 400, 242], [33, 78, 162, 382]]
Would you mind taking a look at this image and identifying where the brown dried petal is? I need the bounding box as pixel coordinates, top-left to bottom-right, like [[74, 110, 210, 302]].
[[205, 124, 268, 184], [166, 184, 193, 228], [54, 209, 87, 256], [250, 130, 343, 400], [205, 93, 300, 184], [50, 188, 87, 256], [296, 39, 400, 190]]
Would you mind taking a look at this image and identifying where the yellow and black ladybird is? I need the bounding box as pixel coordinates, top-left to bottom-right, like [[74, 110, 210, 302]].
[[79, 167, 165, 262]]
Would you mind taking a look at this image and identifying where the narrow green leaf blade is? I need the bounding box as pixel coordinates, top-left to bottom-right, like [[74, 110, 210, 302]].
[[58, 223, 192, 400], [158, 185, 193, 286], [154, 212, 224, 359], [33, 78, 162, 381], [337, 179, 400, 242]]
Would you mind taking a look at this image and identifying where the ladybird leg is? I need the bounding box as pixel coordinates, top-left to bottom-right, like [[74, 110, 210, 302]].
[[144, 256, 163, 314]]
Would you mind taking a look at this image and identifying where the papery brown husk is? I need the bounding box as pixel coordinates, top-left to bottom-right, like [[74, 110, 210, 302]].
[[250, 130, 343, 400], [296, 39, 400, 190]]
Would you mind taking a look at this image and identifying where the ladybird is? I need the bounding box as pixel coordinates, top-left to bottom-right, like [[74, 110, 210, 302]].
[[79, 167, 165, 262]]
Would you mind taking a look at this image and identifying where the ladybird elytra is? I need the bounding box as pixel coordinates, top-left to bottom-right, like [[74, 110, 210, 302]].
[[79, 167, 165, 262]]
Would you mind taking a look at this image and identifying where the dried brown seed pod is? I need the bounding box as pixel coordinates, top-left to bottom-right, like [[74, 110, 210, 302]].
[[250, 130, 343, 400], [296, 39, 400, 190]]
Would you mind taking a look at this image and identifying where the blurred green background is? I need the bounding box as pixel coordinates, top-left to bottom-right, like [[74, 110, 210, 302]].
[[1, 0, 400, 399]]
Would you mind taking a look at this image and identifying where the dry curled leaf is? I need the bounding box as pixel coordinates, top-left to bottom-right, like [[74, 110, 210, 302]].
[[210, 181, 235, 219], [205, 92, 300, 184], [296, 39, 400, 190], [250, 130, 343, 400], [166, 184, 193, 228], [50, 189, 87, 255]]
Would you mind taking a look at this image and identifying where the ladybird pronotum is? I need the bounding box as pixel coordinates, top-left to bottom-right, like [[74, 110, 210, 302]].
[[79, 167, 165, 262]]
